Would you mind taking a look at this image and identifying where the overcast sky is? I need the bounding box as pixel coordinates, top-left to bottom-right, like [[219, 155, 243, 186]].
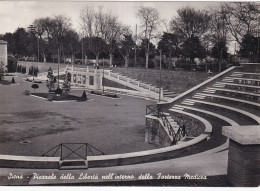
[[0, 1, 219, 34]]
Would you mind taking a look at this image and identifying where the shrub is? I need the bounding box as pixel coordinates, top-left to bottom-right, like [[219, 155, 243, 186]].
[[7, 56, 17, 73], [175, 58, 196, 70], [31, 83, 39, 93], [55, 87, 62, 94], [21, 66, 26, 74], [81, 90, 87, 101], [29, 66, 39, 76]]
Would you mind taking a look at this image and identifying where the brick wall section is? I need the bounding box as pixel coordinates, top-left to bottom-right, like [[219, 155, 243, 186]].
[[227, 139, 260, 187]]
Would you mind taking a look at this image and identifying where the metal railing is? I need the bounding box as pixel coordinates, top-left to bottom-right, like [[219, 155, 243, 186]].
[[146, 105, 185, 145], [42, 143, 105, 160]]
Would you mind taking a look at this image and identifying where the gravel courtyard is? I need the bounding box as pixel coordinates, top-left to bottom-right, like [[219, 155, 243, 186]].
[[0, 73, 158, 156]]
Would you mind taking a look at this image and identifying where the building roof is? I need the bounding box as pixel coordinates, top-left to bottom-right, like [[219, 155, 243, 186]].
[[0, 40, 7, 44]]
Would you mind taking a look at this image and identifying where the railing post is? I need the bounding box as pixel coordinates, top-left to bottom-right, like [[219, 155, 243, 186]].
[[61, 144, 63, 160]]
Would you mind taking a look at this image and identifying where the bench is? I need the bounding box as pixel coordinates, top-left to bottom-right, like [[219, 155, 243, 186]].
[[215, 82, 260, 89], [169, 108, 212, 134], [195, 93, 260, 108], [224, 77, 260, 82], [206, 87, 260, 97], [171, 105, 239, 126]]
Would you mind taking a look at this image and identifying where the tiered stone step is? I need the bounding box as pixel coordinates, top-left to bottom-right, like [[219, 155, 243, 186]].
[[170, 105, 239, 127], [192, 93, 206, 100], [230, 72, 243, 77], [222, 77, 234, 83], [202, 88, 216, 94], [59, 160, 88, 170], [182, 99, 196, 106], [163, 90, 179, 98], [212, 82, 225, 88], [184, 99, 260, 125]]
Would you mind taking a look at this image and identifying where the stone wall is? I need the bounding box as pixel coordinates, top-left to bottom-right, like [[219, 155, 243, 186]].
[[0, 40, 7, 70], [145, 117, 172, 146], [223, 125, 260, 187]]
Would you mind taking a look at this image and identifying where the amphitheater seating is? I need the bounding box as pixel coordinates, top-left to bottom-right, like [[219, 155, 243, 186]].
[[194, 93, 260, 108], [183, 99, 260, 124], [214, 82, 260, 91], [161, 67, 260, 155], [170, 105, 239, 126], [203, 87, 260, 102]]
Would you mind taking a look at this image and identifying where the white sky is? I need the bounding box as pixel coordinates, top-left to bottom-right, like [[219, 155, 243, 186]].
[[0, 0, 238, 52], [0, 1, 219, 34]]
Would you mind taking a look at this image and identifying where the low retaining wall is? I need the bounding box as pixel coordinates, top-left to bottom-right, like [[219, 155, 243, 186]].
[[0, 134, 208, 169], [0, 155, 59, 169]]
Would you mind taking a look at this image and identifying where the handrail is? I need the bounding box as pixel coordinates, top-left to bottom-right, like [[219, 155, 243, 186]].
[[42, 143, 105, 160], [146, 105, 185, 145]]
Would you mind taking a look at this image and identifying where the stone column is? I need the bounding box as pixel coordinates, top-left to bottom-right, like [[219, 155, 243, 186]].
[[223, 125, 260, 187]]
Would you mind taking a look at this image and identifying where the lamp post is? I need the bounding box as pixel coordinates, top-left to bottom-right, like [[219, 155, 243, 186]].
[[134, 24, 137, 67], [103, 58, 105, 94], [159, 49, 162, 103], [82, 35, 84, 65], [257, 15, 260, 63], [28, 25, 40, 63]]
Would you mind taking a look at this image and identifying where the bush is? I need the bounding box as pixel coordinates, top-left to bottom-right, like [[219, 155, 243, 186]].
[[82, 90, 87, 101], [7, 56, 17, 73], [31, 83, 39, 93], [55, 87, 62, 94], [21, 66, 26, 74], [175, 58, 196, 70], [29, 66, 39, 76]]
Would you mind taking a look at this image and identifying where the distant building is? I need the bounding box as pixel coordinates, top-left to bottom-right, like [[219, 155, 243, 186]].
[[0, 40, 7, 70]]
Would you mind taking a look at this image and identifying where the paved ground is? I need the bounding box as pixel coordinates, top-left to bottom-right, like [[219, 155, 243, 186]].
[[0, 142, 229, 186], [0, 73, 158, 156]]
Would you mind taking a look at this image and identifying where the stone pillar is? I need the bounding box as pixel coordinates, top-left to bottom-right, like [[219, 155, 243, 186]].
[[223, 125, 260, 187], [0, 40, 7, 71]]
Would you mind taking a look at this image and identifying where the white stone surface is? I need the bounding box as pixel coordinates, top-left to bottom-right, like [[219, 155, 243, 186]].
[[0, 40, 7, 70], [222, 125, 260, 145]]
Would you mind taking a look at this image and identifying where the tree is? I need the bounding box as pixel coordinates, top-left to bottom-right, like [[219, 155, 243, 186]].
[[211, 39, 228, 61], [157, 32, 182, 59], [170, 7, 211, 41], [118, 34, 135, 67], [2, 33, 16, 55], [12, 28, 29, 58], [182, 35, 206, 63], [136, 6, 160, 68], [0, 61, 5, 81], [7, 56, 17, 73], [222, 2, 260, 45], [80, 6, 109, 65], [238, 33, 258, 62]]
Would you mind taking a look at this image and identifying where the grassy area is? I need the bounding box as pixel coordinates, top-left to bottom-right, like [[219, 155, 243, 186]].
[[112, 67, 211, 93], [18, 61, 210, 94], [31, 93, 86, 101]]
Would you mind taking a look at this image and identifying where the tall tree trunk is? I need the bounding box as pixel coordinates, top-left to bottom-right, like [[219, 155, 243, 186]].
[[145, 52, 149, 69], [109, 53, 113, 67], [96, 54, 99, 66], [124, 56, 128, 68]]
